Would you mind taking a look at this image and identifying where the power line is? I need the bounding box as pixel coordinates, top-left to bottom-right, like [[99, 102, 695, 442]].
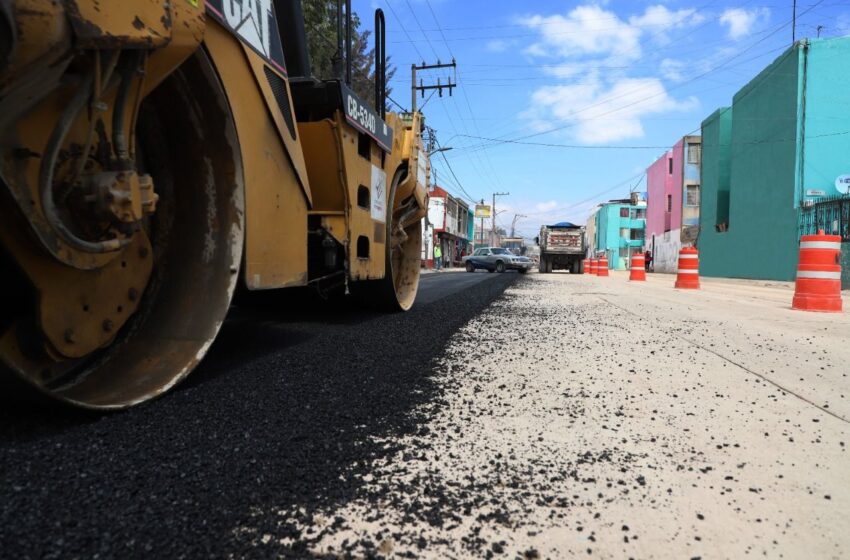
[[454, 38, 797, 155], [382, 0, 425, 62], [422, 0, 512, 197], [424, 0, 455, 59], [434, 138, 479, 203], [449, 2, 824, 155], [452, 135, 678, 150], [404, 0, 440, 60]]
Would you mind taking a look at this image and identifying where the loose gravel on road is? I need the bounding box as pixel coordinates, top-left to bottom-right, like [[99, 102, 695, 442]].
[[273, 273, 848, 559], [0, 274, 516, 559], [2, 271, 848, 559]]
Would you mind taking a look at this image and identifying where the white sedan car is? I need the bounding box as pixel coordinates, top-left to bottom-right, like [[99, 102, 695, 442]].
[[462, 247, 532, 273]]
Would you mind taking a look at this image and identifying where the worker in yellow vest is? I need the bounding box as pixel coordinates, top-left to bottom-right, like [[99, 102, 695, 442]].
[[434, 243, 443, 271]]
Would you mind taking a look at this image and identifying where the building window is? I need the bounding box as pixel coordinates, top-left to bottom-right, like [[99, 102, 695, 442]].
[[620, 208, 629, 218], [687, 143, 702, 165], [620, 228, 630, 239], [631, 208, 646, 220], [630, 229, 644, 241], [666, 195, 672, 212], [668, 157, 673, 175], [686, 184, 700, 206]]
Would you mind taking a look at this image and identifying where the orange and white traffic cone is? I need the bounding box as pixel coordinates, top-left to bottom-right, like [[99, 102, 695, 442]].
[[589, 258, 597, 275], [674, 247, 700, 289], [582, 258, 590, 275], [792, 230, 843, 313], [630, 253, 646, 281], [597, 255, 609, 277]]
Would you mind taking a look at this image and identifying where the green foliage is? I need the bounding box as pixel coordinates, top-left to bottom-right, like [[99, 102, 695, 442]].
[[301, 0, 396, 106]]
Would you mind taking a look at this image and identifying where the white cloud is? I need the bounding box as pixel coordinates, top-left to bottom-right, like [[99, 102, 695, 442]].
[[629, 5, 704, 45], [719, 8, 769, 40], [526, 76, 698, 144], [520, 4, 705, 64], [486, 39, 512, 53], [521, 5, 642, 65], [518, 4, 703, 145], [535, 200, 560, 212], [660, 58, 685, 82]]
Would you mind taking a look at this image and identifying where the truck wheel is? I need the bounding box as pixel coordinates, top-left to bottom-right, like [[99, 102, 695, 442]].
[[546, 260, 553, 274], [466, 262, 475, 273], [495, 261, 506, 273]]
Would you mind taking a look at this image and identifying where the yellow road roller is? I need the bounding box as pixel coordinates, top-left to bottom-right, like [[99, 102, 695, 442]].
[[0, 0, 429, 408]]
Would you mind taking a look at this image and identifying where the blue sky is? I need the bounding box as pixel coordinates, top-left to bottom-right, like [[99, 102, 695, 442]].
[[355, 0, 850, 238]]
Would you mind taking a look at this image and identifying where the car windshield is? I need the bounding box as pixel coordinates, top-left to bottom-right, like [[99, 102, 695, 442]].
[[491, 248, 510, 255]]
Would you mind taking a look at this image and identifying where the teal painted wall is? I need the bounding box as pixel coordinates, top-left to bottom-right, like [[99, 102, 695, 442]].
[[799, 38, 850, 201], [698, 107, 734, 277], [594, 202, 646, 270], [699, 46, 800, 280], [699, 37, 850, 281]]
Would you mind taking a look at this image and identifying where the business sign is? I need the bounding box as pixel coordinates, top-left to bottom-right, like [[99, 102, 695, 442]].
[[474, 204, 492, 218], [806, 189, 827, 197], [835, 175, 850, 195]]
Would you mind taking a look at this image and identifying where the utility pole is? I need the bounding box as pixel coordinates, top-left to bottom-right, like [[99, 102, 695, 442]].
[[479, 199, 485, 250], [491, 192, 509, 246], [510, 214, 526, 238], [411, 60, 457, 113], [792, 0, 797, 44]]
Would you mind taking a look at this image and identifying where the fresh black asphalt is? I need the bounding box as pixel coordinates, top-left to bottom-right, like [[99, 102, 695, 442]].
[[0, 271, 518, 559]]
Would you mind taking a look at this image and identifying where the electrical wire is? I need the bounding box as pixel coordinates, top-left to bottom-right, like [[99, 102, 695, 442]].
[[451, 2, 826, 155]]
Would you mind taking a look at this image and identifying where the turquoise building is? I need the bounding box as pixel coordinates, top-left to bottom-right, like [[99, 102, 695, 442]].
[[699, 37, 850, 281], [588, 197, 647, 270]]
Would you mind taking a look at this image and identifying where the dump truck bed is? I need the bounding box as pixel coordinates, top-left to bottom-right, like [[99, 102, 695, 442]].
[[542, 228, 584, 254]]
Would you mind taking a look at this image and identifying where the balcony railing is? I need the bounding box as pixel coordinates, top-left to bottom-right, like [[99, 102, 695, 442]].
[[799, 195, 850, 241]]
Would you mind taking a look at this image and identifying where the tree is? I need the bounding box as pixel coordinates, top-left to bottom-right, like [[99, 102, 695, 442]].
[[302, 0, 396, 108]]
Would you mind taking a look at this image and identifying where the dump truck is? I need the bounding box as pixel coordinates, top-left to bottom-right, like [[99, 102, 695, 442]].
[[536, 222, 585, 273], [0, 0, 429, 408]]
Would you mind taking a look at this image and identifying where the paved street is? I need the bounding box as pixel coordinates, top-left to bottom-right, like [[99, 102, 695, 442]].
[[1, 271, 848, 559]]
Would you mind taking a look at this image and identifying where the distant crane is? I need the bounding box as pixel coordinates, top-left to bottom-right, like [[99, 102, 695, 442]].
[[510, 214, 527, 238]]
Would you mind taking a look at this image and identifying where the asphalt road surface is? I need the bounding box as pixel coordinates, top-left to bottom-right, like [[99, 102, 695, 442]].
[[2, 270, 848, 559], [0, 271, 518, 559]]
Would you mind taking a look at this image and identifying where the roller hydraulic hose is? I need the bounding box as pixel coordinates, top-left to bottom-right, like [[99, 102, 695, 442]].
[[0, 1, 14, 74], [39, 69, 129, 254]]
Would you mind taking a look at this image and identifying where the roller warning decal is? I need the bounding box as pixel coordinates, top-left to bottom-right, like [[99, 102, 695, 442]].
[[206, 0, 287, 74]]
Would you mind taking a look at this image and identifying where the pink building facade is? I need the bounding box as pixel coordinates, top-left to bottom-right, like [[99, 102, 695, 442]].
[[646, 137, 701, 273]]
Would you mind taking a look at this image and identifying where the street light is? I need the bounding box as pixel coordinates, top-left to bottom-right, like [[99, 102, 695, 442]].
[[428, 146, 453, 156]]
